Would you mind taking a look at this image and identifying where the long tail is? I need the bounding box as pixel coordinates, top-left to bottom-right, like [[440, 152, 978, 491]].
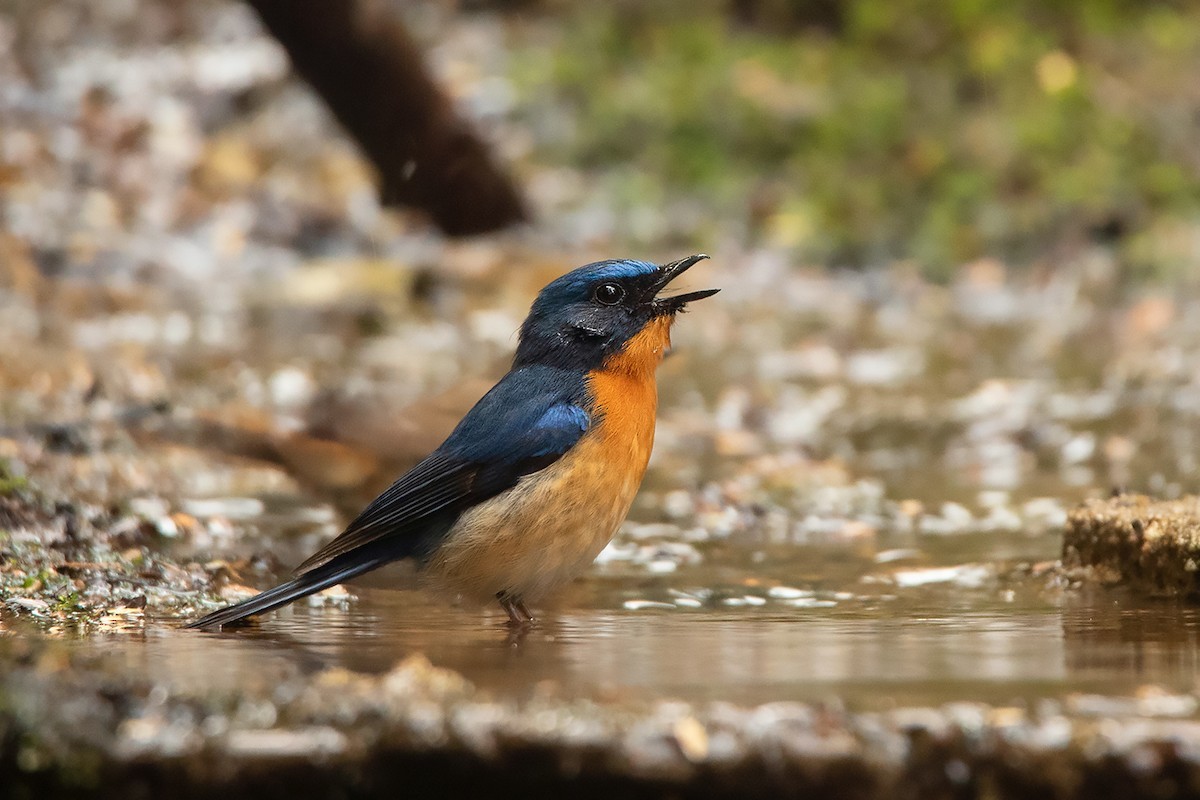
[[184, 554, 387, 630]]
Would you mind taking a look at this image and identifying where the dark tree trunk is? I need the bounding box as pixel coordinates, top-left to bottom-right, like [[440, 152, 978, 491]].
[[247, 0, 528, 236]]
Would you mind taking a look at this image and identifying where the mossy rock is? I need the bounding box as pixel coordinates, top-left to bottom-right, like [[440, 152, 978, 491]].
[[1063, 494, 1200, 597]]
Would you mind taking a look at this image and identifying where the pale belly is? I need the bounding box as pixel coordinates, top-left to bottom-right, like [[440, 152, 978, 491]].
[[422, 384, 655, 603]]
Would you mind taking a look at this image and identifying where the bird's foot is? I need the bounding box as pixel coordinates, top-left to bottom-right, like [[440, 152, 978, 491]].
[[496, 592, 535, 628]]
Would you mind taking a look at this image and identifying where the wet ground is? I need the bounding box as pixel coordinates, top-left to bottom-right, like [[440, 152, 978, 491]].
[[6, 0, 1200, 795]]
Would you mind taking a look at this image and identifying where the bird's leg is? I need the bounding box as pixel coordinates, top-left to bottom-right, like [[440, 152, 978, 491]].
[[496, 592, 534, 627], [498, 594, 522, 625]]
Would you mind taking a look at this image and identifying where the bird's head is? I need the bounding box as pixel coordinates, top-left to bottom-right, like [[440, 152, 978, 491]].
[[513, 255, 718, 374]]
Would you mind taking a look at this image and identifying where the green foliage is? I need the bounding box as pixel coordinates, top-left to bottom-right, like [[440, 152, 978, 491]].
[[510, 0, 1200, 275], [0, 460, 29, 496], [52, 591, 81, 613]]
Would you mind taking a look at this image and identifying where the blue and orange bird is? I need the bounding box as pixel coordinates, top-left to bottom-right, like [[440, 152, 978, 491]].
[[186, 255, 718, 629]]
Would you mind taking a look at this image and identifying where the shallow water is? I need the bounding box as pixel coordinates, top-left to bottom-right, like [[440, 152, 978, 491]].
[[66, 531, 1200, 711]]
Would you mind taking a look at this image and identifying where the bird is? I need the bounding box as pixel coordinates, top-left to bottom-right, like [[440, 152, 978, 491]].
[[185, 254, 718, 630]]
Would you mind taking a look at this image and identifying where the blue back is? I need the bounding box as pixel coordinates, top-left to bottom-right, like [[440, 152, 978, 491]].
[[441, 364, 591, 463]]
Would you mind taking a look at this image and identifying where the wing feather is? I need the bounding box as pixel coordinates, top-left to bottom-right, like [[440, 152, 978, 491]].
[[294, 390, 589, 576]]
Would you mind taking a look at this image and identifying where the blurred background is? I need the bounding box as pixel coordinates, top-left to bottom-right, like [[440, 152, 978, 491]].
[[7, 1, 1200, 272], [4, 0, 1200, 649]]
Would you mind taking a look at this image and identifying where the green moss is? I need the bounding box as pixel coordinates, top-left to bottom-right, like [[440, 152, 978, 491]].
[[0, 460, 28, 496]]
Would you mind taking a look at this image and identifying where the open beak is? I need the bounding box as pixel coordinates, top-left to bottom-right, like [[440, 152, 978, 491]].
[[651, 254, 719, 314]]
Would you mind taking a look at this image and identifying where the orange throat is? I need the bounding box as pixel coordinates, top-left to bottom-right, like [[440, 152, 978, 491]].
[[602, 315, 673, 378], [583, 315, 672, 486]]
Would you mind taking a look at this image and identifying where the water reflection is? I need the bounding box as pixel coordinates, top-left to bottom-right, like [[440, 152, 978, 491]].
[[1062, 592, 1200, 687]]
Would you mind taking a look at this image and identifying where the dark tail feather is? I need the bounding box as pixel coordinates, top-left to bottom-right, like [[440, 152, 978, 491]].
[[184, 555, 385, 630]]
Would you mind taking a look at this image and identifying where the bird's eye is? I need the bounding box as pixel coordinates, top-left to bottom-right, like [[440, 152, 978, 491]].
[[594, 283, 625, 305]]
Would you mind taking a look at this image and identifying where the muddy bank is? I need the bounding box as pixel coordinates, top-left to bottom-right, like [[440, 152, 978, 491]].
[[3, 641, 1200, 800], [0, 487, 214, 631]]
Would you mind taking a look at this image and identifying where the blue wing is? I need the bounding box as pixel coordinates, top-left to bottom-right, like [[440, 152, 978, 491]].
[[293, 366, 590, 575]]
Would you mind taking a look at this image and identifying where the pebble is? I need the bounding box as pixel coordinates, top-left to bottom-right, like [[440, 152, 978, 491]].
[[154, 516, 180, 538], [623, 600, 676, 611], [890, 565, 993, 589], [766, 586, 811, 599], [673, 717, 709, 762], [222, 727, 349, 759], [781, 598, 838, 608], [662, 490, 695, 519], [129, 497, 171, 520], [1022, 498, 1068, 529], [306, 585, 354, 606], [181, 497, 265, 520], [874, 549, 922, 564], [8, 598, 49, 612], [269, 367, 318, 408], [940, 503, 974, 528]]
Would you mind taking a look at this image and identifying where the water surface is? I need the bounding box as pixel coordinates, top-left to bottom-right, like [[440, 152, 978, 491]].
[[77, 535, 1200, 710]]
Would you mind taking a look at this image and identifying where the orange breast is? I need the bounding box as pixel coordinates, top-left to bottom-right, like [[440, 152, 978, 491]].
[[422, 321, 670, 603], [583, 313, 671, 478], [585, 365, 658, 483]]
